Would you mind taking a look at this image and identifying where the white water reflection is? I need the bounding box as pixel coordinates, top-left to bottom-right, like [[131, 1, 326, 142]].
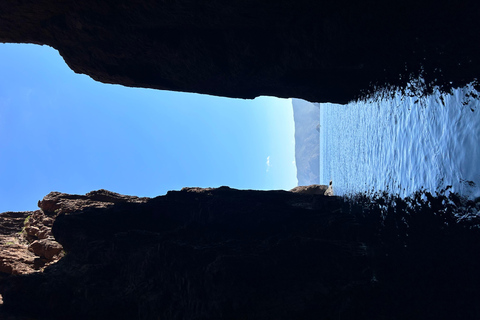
[[320, 82, 480, 199]]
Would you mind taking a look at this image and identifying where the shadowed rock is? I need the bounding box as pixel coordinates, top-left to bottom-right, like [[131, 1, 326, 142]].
[[0, 190, 149, 276], [1, 187, 480, 319], [1, 0, 479, 103]]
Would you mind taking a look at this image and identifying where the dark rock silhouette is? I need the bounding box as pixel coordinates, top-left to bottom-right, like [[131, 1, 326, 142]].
[[0, 189, 151, 318], [1, 1, 480, 319], [1, 0, 479, 103], [1, 188, 480, 319]]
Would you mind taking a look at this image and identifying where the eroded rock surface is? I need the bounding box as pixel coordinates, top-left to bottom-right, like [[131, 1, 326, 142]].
[[0, 189, 150, 317], [0, 190, 149, 274], [1, 187, 480, 319], [0, 211, 36, 275], [290, 184, 328, 195], [1, 0, 479, 103]]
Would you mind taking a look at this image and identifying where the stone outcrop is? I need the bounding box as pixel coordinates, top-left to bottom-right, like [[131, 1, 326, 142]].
[[37, 189, 149, 215], [0, 190, 148, 275], [0, 189, 150, 317], [290, 184, 328, 195], [1, 187, 480, 319], [1, 0, 479, 103], [0, 211, 36, 275], [290, 181, 333, 196]]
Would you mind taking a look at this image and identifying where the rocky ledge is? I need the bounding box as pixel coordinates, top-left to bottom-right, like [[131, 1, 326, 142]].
[[1, 187, 480, 319], [0, 189, 149, 318], [0, 190, 148, 276]]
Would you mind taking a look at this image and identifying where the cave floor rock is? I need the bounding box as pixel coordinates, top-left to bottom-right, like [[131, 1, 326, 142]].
[[1, 187, 479, 319]]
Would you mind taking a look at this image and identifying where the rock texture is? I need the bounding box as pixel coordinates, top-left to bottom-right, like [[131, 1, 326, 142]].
[[0, 211, 36, 275], [0, 190, 148, 275], [0, 189, 150, 318], [290, 184, 328, 195], [1, 187, 480, 319], [1, 0, 479, 103]]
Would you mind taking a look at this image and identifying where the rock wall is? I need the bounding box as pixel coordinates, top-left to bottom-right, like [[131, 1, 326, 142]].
[[1, 188, 480, 319], [0, 211, 37, 275], [1, 0, 479, 103]]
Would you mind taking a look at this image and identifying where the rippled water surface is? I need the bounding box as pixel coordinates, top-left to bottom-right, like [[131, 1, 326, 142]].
[[320, 83, 480, 199]]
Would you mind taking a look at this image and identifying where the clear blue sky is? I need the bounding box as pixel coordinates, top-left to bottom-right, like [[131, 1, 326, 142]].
[[0, 43, 297, 212]]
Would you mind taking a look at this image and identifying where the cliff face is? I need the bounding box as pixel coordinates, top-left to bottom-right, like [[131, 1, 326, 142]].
[[292, 98, 320, 185], [1, 188, 480, 319], [1, 0, 479, 103]]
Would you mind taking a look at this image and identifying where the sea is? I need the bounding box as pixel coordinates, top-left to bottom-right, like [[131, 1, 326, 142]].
[[319, 81, 480, 200]]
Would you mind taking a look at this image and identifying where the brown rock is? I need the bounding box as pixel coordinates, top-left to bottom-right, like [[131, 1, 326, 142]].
[[25, 226, 39, 237], [290, 184, 329, 195], [0, 190, 148, 278], [38, 189, 148, 215], [0, 242, 36, 275], [0, 212, 36, 275], [28, 239, 63, 261], [36, 227, 51, 240]]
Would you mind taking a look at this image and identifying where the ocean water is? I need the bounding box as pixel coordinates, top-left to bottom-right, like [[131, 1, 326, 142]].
[[320, 82, 480, 199]]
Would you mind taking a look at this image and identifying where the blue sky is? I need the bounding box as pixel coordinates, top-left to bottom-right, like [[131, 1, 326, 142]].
[[0, 44, 296, 212]]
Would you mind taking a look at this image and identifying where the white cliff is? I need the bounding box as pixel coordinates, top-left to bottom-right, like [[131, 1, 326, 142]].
[[292, 98, 320, 186]]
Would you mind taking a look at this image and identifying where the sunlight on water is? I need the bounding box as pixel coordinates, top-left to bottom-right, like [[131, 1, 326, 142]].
[[320, 82, 480, 199]]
